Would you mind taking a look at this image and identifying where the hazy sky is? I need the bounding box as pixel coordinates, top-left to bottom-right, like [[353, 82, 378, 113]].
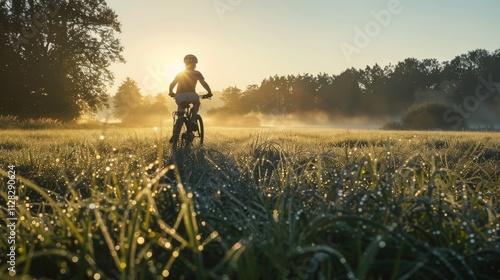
[[105, 0, 500, 95]]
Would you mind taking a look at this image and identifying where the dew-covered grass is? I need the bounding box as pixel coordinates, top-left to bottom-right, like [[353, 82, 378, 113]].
[[0, 127, 499, 279]]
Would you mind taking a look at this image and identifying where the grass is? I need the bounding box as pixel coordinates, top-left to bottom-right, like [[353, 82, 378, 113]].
[[0, 115, 109, 130], [0, 126, 499, 279]]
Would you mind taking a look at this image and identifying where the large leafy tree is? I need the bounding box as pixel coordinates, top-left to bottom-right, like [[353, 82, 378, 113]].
[[0, 0, 124, 121]]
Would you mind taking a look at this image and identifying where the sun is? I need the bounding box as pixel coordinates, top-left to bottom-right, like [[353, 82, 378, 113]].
[[163, 61, 185, 82]]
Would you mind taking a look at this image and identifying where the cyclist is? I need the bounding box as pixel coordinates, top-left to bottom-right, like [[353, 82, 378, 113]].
[[168, 54, 213, 130]]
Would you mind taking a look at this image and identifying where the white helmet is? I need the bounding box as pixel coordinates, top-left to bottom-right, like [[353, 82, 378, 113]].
[[184, 54, 198, 64]]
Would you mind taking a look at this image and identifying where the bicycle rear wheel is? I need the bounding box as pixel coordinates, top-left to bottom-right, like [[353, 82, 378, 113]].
[[172, 117, 187, 148], [193, 115, 204, 146]]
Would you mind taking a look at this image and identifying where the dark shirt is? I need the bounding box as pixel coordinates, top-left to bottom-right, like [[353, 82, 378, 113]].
[[174, 70, 205, 93]]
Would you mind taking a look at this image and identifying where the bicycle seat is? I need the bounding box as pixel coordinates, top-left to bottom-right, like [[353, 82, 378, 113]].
[[179, 102, 191, 109]]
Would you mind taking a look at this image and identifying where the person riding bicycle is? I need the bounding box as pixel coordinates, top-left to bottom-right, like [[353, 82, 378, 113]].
[[168, 54, 213, 129]]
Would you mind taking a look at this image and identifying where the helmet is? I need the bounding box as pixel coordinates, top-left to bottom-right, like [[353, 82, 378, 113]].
[[184, 54, 198, 64]]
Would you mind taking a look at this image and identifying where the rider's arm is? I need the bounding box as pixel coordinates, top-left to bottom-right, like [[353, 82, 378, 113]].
[[199, 79, 212, 96], [169, 78, 178, 96]]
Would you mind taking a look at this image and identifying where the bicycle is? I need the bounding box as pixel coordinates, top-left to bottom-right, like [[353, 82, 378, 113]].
[[169, 94, 211, 148]]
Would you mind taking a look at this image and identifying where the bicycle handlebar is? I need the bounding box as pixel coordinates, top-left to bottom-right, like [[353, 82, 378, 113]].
[[169, 93, 212, 100]]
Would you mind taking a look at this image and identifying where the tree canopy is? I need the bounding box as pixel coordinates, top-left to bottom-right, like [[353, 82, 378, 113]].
[[0, 0, 124, 121]]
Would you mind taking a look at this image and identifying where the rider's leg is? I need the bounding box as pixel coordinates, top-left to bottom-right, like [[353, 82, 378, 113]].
[[189, 98, 200, 132], [175, 99, 184, 115], [190, 99, 201, 117], [175, 93, 200, 133]]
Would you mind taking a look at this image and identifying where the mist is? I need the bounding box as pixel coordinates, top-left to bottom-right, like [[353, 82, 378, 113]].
[[203, 110, 388, 130]]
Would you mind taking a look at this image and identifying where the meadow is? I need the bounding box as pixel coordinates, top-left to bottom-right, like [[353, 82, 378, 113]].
[[0, 126, 499, 279]]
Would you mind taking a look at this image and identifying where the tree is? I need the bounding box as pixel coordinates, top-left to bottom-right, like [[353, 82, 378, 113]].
[[0, 0, 124, 121], [357, 64, 390, 116], [319, 68, 361, 116], [442, 49, 500, 103], [385, 58, 442, 116], [113, 78, 142, 122], [290, 73, 319, 113], [220, 86, 243, 110], [150, 93, 169, 115]]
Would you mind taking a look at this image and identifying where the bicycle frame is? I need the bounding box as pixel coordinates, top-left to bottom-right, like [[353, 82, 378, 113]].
[[170, 95, 208, 147]]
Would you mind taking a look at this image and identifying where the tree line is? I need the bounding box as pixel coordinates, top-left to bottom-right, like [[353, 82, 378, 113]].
[[209, 48, 500, 129]]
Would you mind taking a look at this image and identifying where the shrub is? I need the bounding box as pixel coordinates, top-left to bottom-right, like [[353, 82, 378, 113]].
[[401, 102, 466, 130], [382, 120, 404, 130], [0, 115, 19, 129]]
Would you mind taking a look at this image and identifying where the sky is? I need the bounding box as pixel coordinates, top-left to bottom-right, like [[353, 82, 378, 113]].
[[105, 0, 500, 95]]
